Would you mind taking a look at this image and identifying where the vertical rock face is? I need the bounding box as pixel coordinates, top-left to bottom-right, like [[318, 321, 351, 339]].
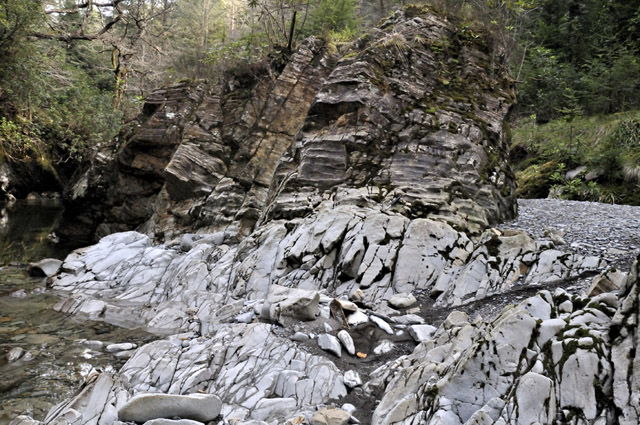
[[57, 7, 515, 246], [270, 8, 516, 233], [611, 257, 640, 425], [58, 37, 338, 245], [57, 83, 208, 244]]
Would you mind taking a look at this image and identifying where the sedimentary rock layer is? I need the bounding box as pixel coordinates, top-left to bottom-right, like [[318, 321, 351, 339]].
[[57, 6, 516, 246]]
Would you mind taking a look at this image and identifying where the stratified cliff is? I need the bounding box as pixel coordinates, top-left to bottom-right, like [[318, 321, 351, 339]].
[[57, 7, 515, 246], [17, 7, 640, 425]]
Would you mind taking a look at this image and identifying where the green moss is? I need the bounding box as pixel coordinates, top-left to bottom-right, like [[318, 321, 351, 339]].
[[341, 51, 359, 60]]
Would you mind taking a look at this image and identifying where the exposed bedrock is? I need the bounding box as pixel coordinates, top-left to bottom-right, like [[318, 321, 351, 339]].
[[57, 6, 516, 246], [20, 6, 640, 425], [369, 256, 640, 425], [50, 208, 605, 334]]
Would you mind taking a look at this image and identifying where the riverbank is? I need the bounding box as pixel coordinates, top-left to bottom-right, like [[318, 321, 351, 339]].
[[9, 196, 635, 425]]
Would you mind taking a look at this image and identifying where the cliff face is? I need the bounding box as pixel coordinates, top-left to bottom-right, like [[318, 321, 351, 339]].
[[269, 10, 516, 233], [57, 37, 338, 245], [57, 8, 515, 246]]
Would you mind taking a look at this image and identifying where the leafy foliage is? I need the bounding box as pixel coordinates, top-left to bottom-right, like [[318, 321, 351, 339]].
[[511, 111, 640, 205], [514, 0, 640, 121], [1, 3, 121, 168]]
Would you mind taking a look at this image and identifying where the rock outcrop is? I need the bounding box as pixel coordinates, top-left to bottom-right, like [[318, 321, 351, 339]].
[[58, 36, 338, 245], [15, 6, 640, 425], [57, 6, 516, 246]]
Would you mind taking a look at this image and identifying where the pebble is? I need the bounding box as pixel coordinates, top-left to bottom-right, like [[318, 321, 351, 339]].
[[235, 311, 255, 324], [81, 340, 104, 350], [500, 199, 640, 269], [310, 407, 351, 425], [370, 315, 394, 335], [343, 370, 362, 388], [318, 334, 342, 357], [6, 347, 25, 362], [114, 350, 136, 359], [388, 293, 417, 309], [336, 299, 358, 312], [10, 289, 27, 298], [291, 332, 310, 342], [106, 342, 137, 353], [347, 311, 368, 326], [341, 403, 357, 415], [391, 314, 425, 325], [337, 330, 355, 356], [349, 289, 364, 302], [373, 340, 395, 355]]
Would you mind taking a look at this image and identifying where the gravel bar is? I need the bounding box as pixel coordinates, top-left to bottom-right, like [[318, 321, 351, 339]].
[[500, 198, 640, 270]]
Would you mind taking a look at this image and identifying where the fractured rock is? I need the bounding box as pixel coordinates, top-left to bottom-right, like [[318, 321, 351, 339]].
[[261, 284, 320, 323], [310, 408, 351, 425]]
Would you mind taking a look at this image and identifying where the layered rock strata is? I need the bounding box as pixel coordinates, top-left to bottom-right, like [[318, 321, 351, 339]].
[[58, 6, 516, 246]]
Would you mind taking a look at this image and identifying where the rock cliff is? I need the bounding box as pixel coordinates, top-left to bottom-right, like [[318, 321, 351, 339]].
[[57, 7, 515, 245], [14, 7, 640, 425]]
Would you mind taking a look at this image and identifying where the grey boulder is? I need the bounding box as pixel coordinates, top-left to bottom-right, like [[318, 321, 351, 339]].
[[310, 407, 351, 425], [261, 284, 320, 323], [28, 258, 63, 277], [143, 420, 204, 425], [117, 393, 221, 423], [318, 334, 342, 358]]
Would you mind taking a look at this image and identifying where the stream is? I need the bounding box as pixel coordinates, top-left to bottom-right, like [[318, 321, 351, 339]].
[[0, 200, 154, 424]]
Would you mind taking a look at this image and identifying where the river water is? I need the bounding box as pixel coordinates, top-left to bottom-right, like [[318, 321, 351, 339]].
[[0, 200, 154, 424]]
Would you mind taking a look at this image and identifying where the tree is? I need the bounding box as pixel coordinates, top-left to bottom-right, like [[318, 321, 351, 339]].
[[34, 0, 176, 109]]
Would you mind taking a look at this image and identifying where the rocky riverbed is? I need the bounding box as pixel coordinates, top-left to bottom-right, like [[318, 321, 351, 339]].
[[8, 6, 640, 425], [501, 198, 640, 270], [7, 198, 640, 425], [0, 200, 157, 424]]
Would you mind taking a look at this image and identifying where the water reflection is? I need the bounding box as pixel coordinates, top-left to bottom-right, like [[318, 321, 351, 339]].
[[0, 199, 67, 266], [0, 200, 154, 423], [0, 270, 154, 423]]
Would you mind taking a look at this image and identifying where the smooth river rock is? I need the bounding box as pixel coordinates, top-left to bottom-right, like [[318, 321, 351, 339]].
[[28, 258, 63, 277], [117, 393, 222, 423]]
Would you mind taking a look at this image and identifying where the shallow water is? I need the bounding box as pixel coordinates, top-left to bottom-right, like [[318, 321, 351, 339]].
[[0, 199, 69, 265], [0, 200, 154, 424]]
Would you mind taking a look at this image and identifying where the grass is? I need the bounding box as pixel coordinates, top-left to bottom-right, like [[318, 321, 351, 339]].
[[509, 110, 640, 205]]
